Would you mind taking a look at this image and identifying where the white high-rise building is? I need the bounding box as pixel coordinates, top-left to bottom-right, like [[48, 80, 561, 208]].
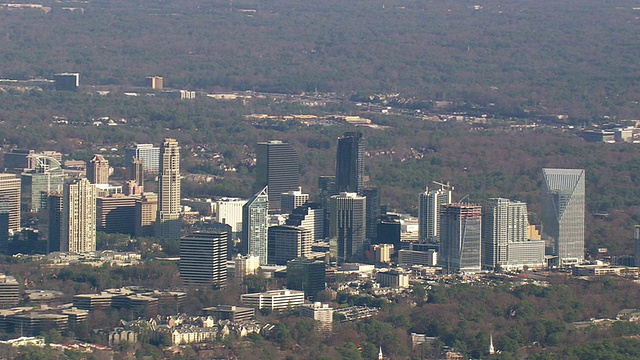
[[482, 198, 544, 270], [541, 168, 585, 266], [418, 183, 453, 242], [215, 198, 247, 233], [0, 174, 21, 231], [285, 203, 324, 241], [280, 188, 309, 214], [156, 138, 181, 240], [125, 143, 160, 173], [61, 178, 96, 253]]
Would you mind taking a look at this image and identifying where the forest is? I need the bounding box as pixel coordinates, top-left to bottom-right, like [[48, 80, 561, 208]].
[[0, 0, 638, 118]]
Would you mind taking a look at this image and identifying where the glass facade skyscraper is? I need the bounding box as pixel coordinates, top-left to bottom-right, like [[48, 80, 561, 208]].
[[335, 132, 364, 194], [255, 140, 299, 212], [242, 186, 269, 265], [439, 203, 482, 273], [542, 168, 585, 266]]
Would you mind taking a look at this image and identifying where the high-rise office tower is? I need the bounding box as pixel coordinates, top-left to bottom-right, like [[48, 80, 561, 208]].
[[335, 132, 364, 194], [21, 155, 64, 213], [87, 154, 110, 185], [242, 186, 269, 265], [285, 202, 325, 241], [330, 192, 366, 264], [268, 225, 312, 265], [439, 203, 482, 273], [135, 192, 157, 237], [362, 187, 381, 241], [96, 194, 136, 236], [254, 140, 300, 212], [0, 201, 9, 255], [541, 168, 585, 266], [61, 178, 96, 253], [287, 258, 326, 301], [280, 188, 309, 215], [128, 157, 144, 187], [215, 198, 247, 234], [482, 198, 543, 270], [418, 182, 453, 243], [318, 176, 337, 238], [0, 174, 21, 231], [180, 231, 228, 287], [124, 144, 160, 173], [375, 214, 401, 250], [156, 138, 181, 240], [47, 191, 63, 253]]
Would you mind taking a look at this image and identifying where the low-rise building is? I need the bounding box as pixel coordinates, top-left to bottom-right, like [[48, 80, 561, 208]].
[[240, 289, 305, 311], [376, 269, 409, 288], [299, 302, 333, 333], [203, 305, 255, 322]]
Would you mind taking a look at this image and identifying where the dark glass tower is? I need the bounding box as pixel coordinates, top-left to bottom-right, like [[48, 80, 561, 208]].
[[255, 141, 300, 212], [287, 258, 326, 301], [335, 132, 364, 194], [180, 231, 228, 288]]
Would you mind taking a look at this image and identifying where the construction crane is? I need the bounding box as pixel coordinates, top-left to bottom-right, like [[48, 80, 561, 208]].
[[432, 180, 454, 191], [458, 194, 470, 203]]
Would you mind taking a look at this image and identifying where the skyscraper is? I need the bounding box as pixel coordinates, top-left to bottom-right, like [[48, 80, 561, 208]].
[[439, 203, 482, 273], [285, 202, 325, 241], [541, 168, 585, 266], [418, 183, 453, 243], [156, 138, 181, 240], [362, 187, 381, 241], [124, 144, 160, 173], [47, 191, 63, 253], [87, 154, 109, 185], [61, 178, 96, 253], [215, 197, 247, 234], [0, 174, 21, 231], [280, 188, 309, 215], [242, 186, 269, 265], [135, 192, 157, 237], [180, 231, 228, 287], [335, 132, 364, 194], [20, 155, 64, 213], [96, 194, 136, 236], [330, 192, 366, 264], [287, 258, 326, 301], [268, 225, 312, 265], [482, 198, 544, 270], [254, 140, 300, 212], [128, 157, 144, 187]]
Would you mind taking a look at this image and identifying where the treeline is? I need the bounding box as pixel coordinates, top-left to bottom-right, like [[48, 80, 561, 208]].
[[0, 0, 638, 117]]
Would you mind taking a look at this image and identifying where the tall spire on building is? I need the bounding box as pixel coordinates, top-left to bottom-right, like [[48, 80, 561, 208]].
[[378, 346, 384, 360]]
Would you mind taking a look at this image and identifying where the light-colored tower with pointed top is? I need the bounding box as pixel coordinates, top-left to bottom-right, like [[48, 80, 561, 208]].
[[87, 154, 109, 185], [156, 138, 181, 239]]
